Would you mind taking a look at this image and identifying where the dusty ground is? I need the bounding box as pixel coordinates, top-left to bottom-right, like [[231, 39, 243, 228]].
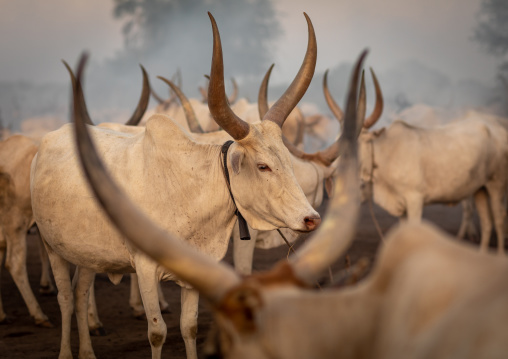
[[0, 202, 484, 358]]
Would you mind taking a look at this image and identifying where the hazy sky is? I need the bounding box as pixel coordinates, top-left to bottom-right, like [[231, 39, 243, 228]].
[[0, 0, 500, 85]]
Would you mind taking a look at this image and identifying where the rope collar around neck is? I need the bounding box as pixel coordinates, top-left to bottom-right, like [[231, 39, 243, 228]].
[[221, 140, 251, 240]]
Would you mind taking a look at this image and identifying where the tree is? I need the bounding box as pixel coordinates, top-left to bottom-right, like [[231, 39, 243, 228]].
[[110, 0, 282, 87], [474, 0, 508, 75]]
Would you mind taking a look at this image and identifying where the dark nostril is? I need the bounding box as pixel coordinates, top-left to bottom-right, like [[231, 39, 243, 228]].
[[304, 216, 321, 231]]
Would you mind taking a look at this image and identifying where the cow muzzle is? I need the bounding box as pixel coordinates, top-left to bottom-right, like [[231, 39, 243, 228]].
[[303, 214, 321, 231]]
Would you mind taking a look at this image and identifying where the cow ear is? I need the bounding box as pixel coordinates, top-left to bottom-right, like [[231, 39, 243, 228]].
[[372, 127, 385, 137], [325, 177, 334, 197], [229, 147, 245, 175]]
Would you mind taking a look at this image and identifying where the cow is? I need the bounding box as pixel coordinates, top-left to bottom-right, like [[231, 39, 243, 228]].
[[157, 63, 382, 275], [0, 135, 53, 327], [74, 48, 508, 359], [356, 106, 508, 253], [0, 60, 150, 334], [31, 12, 320, 359]]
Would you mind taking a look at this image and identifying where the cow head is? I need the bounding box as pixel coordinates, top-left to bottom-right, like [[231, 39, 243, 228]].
[[320, 66, 384, 202], [72, 46, 365, 359], [206, 12, 320, 232]]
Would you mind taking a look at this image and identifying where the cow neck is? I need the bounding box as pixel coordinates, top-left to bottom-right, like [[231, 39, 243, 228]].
[[220, 140, 251, 240]]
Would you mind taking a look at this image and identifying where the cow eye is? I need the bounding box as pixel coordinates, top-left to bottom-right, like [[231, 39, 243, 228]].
[[257, 163, 272, 172]]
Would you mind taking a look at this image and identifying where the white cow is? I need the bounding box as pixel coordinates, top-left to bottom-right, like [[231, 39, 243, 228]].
[[0, 135, 53, 327], [158, 64, 381, 275], [31, 13, 320, 359], [76, 49, 508, 359], [357, 110, 508, 253]]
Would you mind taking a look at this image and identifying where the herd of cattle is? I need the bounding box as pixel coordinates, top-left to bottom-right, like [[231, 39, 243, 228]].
[[1, 11, 508, 359]]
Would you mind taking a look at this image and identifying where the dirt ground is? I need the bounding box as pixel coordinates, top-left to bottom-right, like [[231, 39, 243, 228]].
[[0, 201, 483, 358]]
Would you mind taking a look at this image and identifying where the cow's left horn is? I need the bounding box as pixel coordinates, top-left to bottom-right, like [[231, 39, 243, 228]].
[[124, 65, 150, 126], [263, 13, 317, 129], [72, 52, 241, 304], [207, 13, 251, 140]]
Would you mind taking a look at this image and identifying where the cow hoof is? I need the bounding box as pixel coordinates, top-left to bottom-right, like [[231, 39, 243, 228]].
[[35, 319, 54, 328], [0, 316, 14, 325], [89, 326, 107, 336], [39, 285, 57, 296]]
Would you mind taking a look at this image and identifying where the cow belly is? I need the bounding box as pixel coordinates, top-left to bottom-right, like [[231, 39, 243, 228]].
[[37, 220, 134, 273]]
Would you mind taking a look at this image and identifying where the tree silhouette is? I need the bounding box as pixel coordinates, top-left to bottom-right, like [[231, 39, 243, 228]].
[[474, 0, 508, 75], [111, 0, 282, 79]]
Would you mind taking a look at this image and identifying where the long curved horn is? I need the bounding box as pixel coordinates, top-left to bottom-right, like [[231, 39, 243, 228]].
[[297, 67, 366, 166], [62, 60, 94, 125], [263, 13, 317, 129], [258, 64, 275, 119], [158, 76, 204, 133], [227, 78, 238, 104], [200, 74, 210, 103], [287, 50, 366, 285], [356, 70, 367, 136], [151, 86, 165, 104], [323, 69, 344, 128], [124, 65, 150, 126], [71, 53, 241, 304], [207, 12, 251, 140], [363, 68, 383, 129]]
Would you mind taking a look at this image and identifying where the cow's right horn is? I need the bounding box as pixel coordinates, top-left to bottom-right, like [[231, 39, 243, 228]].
[[323, 69, 344, 128], [207, 13, 251, 141], [363, 68, 383, 129], [263, 13, 317, 129], [72, 52, 241, 304]]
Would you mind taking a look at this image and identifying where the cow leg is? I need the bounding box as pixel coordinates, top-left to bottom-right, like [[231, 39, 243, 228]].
[[87, 276, 105, 336], [485, 184, 506, 254], [474, 189, 492, 252], [36, 232, 56, 295], [0, 245, 7, 323], [129, 273, 146, 319], [135, 256, 166, 359], [180, 287, 199, 359], [158, 282, 169, 314], [5, 227, 51, 327], [45, 241, 74, 359], [457, 198, 477, 240], [233, 225, 258, 275], [74, 266, 97, 359], [405, 194, 424, 222], [130, 274, 170, 319]]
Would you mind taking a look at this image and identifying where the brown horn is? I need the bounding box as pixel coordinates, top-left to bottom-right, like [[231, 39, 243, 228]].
[[323, 69, 344, 128], [263, 13, 317, 129], [62, 60, 94, 125], [207, 12, 250, 141], [363, 67, 383, 129], [72, 52, 241, 304], [286, 56, 367, 166], [288, 49, 367, 284], [356, 70, 366, 136], [151, 86, 165, 104], [258, 64, 275, 119], [125, 65, 150, 126], [228, 78, 238, 104], [158, 76, 204, 133]]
